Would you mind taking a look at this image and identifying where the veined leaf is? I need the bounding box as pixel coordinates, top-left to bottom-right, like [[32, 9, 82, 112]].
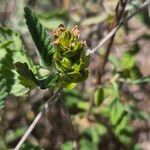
[[14, 62, 59, 89], [109, 99, 125, 126], [14, 62, 38, 88], [0, 74, 8, 110], [24, 7, 54, 67]]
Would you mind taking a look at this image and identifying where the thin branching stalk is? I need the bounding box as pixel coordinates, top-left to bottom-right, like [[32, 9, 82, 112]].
[[87, 0, 150, 54], [87, 0, 128, 117], [97, 0, 128, 84], [14, 88, 63, 150], [87, 0, 149, 118]]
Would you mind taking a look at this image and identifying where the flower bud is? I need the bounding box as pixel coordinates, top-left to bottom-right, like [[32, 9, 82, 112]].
[[53, 25, 90, 85]]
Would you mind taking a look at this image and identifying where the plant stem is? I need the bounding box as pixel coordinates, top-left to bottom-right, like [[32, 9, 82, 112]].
[[87, 0, 150, 54], [97, 0, 128, 84], [60, 100, 79, 150], [14, 88, 63, 150], [87, 0, 128, 118]]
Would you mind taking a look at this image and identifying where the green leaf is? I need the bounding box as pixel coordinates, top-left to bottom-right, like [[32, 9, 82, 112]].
[[108, 54, 119, 68], [94, 88, 104, 107], [118, 50, 141, 80], [0, 27, 30, 98], [21, 142, 44, 150], [103, 85, 114, 99], [127, 76, 150, 84], [125, 104, 150, 121], [61, 141, 74, 150], [91, 126, 100, 145], [5, 127, 27, 143], [37, 72, 59, 89], [120, 53, 136, 70], [0, 41, 13, 49], [130, 66, 142, 79], [0, 74, 8, 110], [100, 83, 133, 145], [77, 101, 89, 110], [14, 62, 38, 88], [139, 7, 150, 27], [65, 83, 77, 90], [24, 7, 54, 67], [82, 126, 100, 150], [108, 99, 132, 145], [109, 99, 125, 126], [79, 139, 93, 150]]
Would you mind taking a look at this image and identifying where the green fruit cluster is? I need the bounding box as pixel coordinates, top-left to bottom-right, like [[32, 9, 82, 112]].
[[53, 25, 90, 84]]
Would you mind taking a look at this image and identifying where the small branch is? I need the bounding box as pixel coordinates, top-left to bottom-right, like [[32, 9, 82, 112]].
[[87, 0, 128, 118], [14, 88, 63, 150], [87, 0, 150, 54], [96, 0, 128, 84]]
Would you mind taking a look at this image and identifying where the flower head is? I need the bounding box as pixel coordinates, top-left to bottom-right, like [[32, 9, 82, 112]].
[[52, 25, 90, 84]]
